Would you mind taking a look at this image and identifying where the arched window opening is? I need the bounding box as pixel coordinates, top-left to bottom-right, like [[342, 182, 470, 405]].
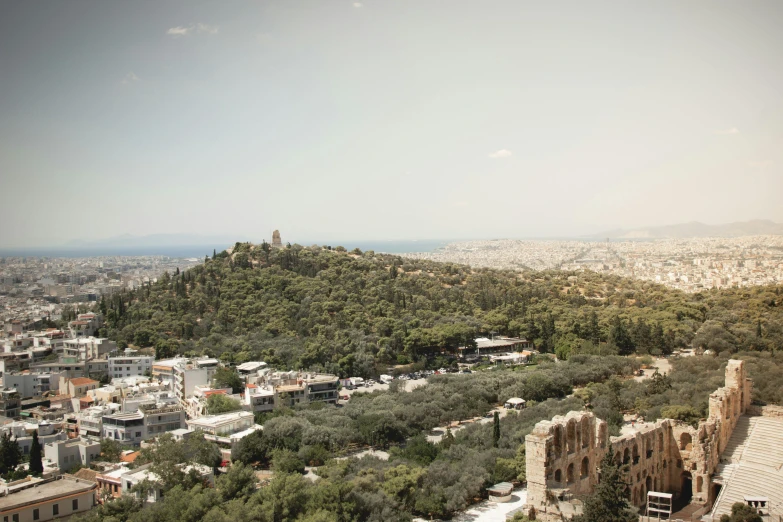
[[581, 457, 589, 479], [633, 444, 640, 465], [553, 427, 562, 455], [566, 463, 574, 484], [581, 417, 590, 448], [623, 448, 630, 465], [566, 421, 576, 455], [554, 469, 562, 483], [680, 433, 693, 451]]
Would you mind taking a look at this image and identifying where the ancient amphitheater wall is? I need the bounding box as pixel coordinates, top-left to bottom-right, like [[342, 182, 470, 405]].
[[523, 359, 752, 520]]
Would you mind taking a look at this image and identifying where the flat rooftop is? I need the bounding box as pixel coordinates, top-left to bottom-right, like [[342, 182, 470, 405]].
[[0, 478, 95, 512], [187, 411, 253, 427]]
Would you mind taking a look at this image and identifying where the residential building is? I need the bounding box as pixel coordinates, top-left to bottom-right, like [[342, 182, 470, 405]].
[[96, 465, 130, 499], [120, 463, 213, 503], [44, 437, 102, 472], [0, 421, 66, 456], [0, 388, 21, 418], [0, 476, 97, 522], [60, 377, 100, 398], [101, 411, 145, 445], [101, 403, 186, 445], [173, 359, 219, 404], [30, 359, 108, 379], [139, 403, 186, 438], [108, 352, 153, 379], [242, 384, 275, 413], [67, 313, 103, 338], [60, 337, 116, 360], [186, 411, 261, 447], [151, 358, 184, 387], [4, 372, 62, 399]]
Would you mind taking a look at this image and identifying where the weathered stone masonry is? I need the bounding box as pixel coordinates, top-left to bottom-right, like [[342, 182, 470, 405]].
[[524, 360, 752, 519]]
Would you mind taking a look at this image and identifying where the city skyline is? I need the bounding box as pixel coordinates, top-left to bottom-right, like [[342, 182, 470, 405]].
[[2, 1, 783, 247]]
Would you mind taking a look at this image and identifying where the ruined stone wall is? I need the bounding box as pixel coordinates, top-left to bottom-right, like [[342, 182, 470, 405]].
[[525, 412, 608, 514], [524, 359, 751, 520]]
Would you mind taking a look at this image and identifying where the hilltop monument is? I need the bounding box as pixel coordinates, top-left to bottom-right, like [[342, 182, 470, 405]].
[[271, 230, 283, 248]]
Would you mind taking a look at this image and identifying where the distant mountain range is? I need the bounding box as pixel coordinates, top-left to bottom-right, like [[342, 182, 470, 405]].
[[597, 220, 783, 239]]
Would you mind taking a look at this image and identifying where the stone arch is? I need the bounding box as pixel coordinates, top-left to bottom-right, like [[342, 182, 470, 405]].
[[553, 426, 563, 455], [566, 420, 576, 454], [663, 459, 667, 469], [623, 448, 630, 464], [554, 469, 562, 483], [581, 456, 589, 479], [566, 463, 574, 484], [615, 451, 622, 465], [632, 443, 639, 464], [680, 432, 693, 451], [646, 476, 652, 492], [696, 475, 703, 493], [581, 417, 590, 448]]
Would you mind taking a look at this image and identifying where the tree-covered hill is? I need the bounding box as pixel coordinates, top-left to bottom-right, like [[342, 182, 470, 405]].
[[100, 242, 783, 377]]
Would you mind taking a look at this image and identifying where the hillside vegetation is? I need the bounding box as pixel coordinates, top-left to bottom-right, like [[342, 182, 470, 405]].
[[99, 242, 783, 376]]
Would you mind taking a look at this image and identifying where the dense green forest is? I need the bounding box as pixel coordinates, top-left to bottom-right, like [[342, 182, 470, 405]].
[[99, 242, 783, 376]]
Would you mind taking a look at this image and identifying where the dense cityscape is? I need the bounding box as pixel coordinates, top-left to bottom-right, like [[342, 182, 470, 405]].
[[403, 236, 783, 292]]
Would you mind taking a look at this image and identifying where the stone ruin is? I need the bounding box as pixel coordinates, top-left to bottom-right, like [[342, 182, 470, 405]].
[[271, 230, 283, 248], [524, 359, 752, 520]]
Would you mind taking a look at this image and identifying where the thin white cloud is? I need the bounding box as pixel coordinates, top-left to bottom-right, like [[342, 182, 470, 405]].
[[748, 160, 772, 168], [166, 24, 218, 37], [197, 23, 219, 35], [714, 127, 740, 135], [121, 72, 140, 85], [488, 149, 512, 159], [167, 26, 192, 37], [353, 2, 363, 7]]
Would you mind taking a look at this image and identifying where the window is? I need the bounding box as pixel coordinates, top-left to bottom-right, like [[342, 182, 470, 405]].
[[13, 515, 18, 522], [53, 504, 59, 516], [33, 509, 39, 521], [73, 499, 79, 510]]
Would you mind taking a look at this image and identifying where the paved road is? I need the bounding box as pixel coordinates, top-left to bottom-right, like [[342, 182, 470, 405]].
[[633, 357, 672, 382], [427, 407, 510, 443], [339, 378, 428, 400]]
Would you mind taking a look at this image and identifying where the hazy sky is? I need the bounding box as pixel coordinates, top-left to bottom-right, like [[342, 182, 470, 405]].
[[1, 0, 782, 247]]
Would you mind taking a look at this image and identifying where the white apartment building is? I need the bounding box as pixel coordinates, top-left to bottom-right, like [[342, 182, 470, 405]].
[[186, 411, 260, 446], [44, 437, 101, 472], [60, 337, 116, 360], [120, 463, 213, 503], [173, 358, 219, 404], [3, 372, 63, 398], [0, 476, 97, 522], [108, 353, 154, 379], [102, 403, 186, 445], [0, 421, 66, 456]]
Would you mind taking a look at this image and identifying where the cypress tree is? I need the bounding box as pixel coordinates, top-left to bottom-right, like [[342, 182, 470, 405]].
[[574, 451, 637, 522], [29, 430, 43, 475], [493, 411, 500, 448]]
